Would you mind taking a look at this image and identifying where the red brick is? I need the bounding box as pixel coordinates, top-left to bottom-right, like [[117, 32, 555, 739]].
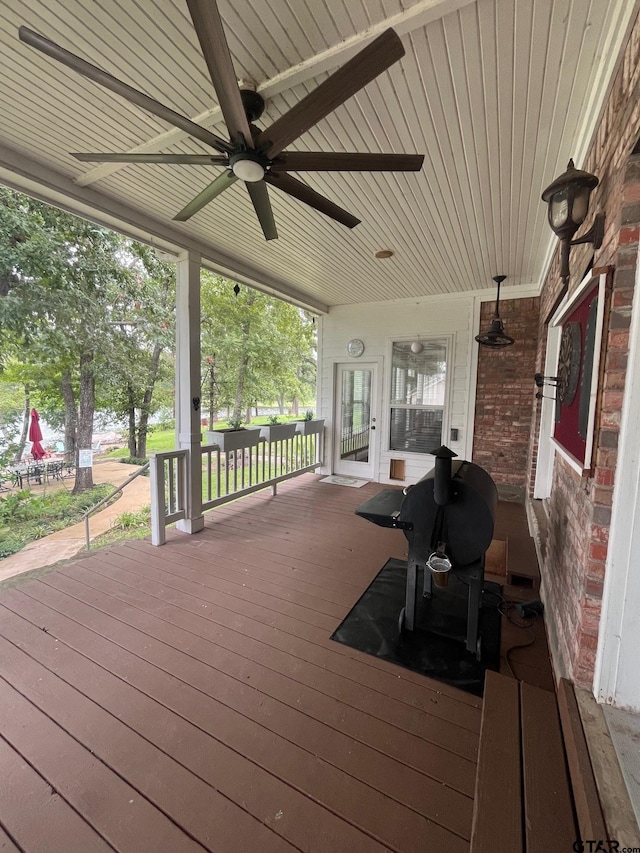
[[588, 541, 609, 562], [618, 225, 640, 244], [590, 486, 614, 506], [589, 523, 610, 544], [601, 391, 625, 411], [594, 467, 615, 486], [578, 632, 600, 650], [586, 559, 606, 580], [585, 578, 605, 598], [608, 330, 630, 349]]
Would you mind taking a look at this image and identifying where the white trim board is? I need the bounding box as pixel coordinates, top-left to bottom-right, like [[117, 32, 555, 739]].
[[594, 247, 640, 710]]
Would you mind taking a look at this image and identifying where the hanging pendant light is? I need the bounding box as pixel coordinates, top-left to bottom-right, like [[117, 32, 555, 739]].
[[475, 275, 515, 348]]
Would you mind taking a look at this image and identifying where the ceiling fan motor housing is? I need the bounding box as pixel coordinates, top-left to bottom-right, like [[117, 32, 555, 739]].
[[240, 88, 265, 122]]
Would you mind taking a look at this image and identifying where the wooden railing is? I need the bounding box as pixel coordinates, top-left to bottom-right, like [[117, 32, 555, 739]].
[[201, 431, 323, 511], [149, 429, 323, 545], [149, 449, 188, 545]]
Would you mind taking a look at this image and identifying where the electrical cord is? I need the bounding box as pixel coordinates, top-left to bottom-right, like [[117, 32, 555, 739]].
[[498, 600, 539, 679]]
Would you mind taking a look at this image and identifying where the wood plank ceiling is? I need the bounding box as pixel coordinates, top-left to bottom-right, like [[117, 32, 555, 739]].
[[0, 0, 635, 311]]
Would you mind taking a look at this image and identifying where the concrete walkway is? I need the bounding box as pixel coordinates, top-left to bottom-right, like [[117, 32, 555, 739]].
[[0, 458, 151, 584]]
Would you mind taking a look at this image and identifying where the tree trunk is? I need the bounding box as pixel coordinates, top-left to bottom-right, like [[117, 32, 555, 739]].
[[73, 351, 95, 493], [277, 394, 285, 416], [14, 385, 30, 462], [61, 371, 77, 458], [137, 342, 162, 458], [291, 396, 299, 416], [127, 401, 137, 457]]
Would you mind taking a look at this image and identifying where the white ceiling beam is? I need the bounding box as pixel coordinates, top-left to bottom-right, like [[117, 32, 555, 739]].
[[75, 0, 475, 188]]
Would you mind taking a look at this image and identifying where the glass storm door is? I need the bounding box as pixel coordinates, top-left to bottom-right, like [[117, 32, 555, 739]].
[[334, 363, 377, 479]]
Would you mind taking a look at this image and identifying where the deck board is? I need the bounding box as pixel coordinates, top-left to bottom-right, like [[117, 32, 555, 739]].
[[0, 735, 113, 853], [0, 474, 554, 852]]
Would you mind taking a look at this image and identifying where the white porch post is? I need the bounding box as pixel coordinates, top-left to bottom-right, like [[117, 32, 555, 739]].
[[175, 251, 204, 535], [594, 245, 640, 710]]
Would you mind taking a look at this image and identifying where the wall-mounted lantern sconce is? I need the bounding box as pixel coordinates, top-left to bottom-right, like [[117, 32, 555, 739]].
[[541, 159, 605, 283]]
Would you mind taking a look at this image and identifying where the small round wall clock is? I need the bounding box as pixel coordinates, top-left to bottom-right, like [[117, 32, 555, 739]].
[[347, 338, 365, 357]]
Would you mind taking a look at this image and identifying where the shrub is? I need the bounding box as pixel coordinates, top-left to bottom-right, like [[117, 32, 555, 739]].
[[114, 506, 151, 531], [0, 483, 114, 560], [267, 415, 281, 425], [119, 456, 149, 468]]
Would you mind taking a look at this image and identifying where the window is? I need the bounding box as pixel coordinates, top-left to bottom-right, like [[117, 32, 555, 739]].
[[389, 340, 448, 454]]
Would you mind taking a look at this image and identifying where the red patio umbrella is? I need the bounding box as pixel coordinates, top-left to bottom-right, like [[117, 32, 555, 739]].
[[28, 408, 45, 460]]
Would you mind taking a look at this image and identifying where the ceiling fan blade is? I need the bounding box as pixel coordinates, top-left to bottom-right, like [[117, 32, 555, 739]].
[[271, 151, 424, 172], [173, 171, 238, 221], [18, 26, 232, 154], [72, 152, 229, 164], [265, 172, 360, 229], [186, 0, 253, 147], [246, 182, 277, 241], [256, 29, 404, 158]]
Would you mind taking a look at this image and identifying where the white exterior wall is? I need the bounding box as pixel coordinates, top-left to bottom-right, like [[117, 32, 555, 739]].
[[318, 293, 480, 485]]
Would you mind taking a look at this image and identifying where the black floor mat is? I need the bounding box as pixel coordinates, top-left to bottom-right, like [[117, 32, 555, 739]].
[[330, 558, 502, 697]]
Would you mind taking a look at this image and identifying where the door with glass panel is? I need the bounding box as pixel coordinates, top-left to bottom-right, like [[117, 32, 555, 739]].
[[334, 363, 377, 479]]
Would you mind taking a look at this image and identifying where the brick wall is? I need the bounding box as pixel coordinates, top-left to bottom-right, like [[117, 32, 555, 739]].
[[473, 296, 540, 498], [530, 9, 640, 688]]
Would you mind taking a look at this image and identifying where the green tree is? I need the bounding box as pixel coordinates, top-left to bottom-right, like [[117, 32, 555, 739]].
[[0, 189, 134, 490], [97, 243, 175, 459], [200, 273, 316, 423]]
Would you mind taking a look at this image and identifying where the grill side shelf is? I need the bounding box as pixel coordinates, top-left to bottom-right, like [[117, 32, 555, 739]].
[[354, 489, 412, 530]]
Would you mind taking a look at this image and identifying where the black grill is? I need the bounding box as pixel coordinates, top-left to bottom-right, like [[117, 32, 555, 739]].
[[355, 445, 498, 658]]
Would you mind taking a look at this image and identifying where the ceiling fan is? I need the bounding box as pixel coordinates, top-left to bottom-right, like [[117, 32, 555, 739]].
[[18, 1, 424, 241]]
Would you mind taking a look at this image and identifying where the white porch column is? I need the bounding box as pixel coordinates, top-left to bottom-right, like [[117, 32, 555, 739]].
[[175, 251, 204, 535], [594, 246, 640, 711]]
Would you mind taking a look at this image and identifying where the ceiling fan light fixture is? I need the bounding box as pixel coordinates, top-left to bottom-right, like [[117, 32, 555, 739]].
[[230, 154, 265, 182]]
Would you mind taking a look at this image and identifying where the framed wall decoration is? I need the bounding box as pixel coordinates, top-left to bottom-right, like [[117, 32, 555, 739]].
[[550, 269, 609, 474]]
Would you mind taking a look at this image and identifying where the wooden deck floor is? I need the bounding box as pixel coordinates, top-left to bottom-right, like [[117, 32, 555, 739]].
[[0, 474, 552, 852]]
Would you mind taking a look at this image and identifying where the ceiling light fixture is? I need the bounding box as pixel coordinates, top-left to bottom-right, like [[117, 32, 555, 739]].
[[229, 152, 266, 182], [475, 275, 515, 348], [541, 158, 605, 283]]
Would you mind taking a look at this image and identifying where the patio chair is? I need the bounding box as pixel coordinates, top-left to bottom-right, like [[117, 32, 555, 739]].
[[49, 460, 64, 481], [25, 464, 44, 486]]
